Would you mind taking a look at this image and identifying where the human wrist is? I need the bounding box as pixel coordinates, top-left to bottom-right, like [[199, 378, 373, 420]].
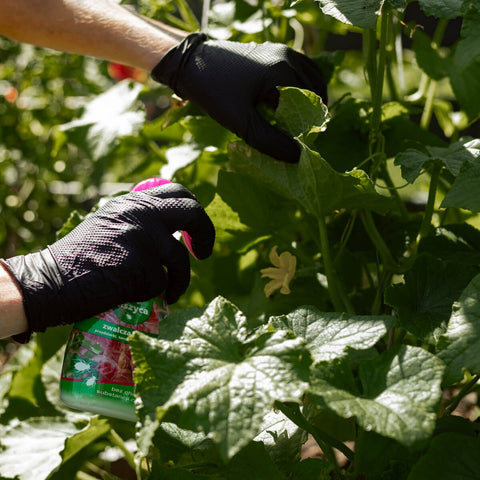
[[0, 259, 28, 339]]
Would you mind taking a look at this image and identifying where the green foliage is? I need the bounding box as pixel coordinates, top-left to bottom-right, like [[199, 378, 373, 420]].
[[2, 0, 480, 479]]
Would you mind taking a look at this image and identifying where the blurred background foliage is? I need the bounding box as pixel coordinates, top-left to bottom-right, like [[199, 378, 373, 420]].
[[0, 0, 478, 342]]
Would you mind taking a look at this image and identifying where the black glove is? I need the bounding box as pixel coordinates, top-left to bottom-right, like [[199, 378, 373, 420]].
[[1, 183, 215, 338], [152, 33, 327, 163]]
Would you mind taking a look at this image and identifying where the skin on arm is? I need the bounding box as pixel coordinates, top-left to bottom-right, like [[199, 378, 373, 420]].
[[0, 263, 28, 339], [0, 0, 188, 71]]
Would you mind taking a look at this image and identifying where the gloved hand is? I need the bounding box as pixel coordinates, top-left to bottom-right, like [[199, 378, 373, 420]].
[[151, 33, 327, 163], [0, 183, 215, 337]]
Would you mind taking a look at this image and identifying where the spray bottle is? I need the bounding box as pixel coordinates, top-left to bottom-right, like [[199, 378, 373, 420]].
[[60, 178, 190, 421]]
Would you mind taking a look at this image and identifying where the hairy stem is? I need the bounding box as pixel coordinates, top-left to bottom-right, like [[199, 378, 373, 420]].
[[417, 163, 441, 243], [420, 18, 448, 130], [275, 402, 354, 469], [445, 374, 480, 415], [360, 210, 397, 272], [108, 429, 136, 471], [369, 5, 390, 156], [318, 213, 355, 314]]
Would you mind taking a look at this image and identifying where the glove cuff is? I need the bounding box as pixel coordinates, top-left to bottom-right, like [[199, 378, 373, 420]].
[[2, 250, 71, 340], [151, 32, 207, 93]]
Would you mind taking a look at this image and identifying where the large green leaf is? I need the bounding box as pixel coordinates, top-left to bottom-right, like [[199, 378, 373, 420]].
[[438, 273, 480, 384], [408, 433, 480, 479], [270, 305, 392, 364], [315, 0, 384, 29], [59, 80, 145, 160], [448, 59, 480, 120], [205, 193, 251, 244], [275, 86, 329, 140], [290, 458, 333, 480], [394, 138, 480, 183], [418, 223, 480, 266], [254, 410, 307, 476], [130, 296, 311, 460], [418, 0, 464, 18], [441, 157, 480, 212], [0, 417, 82, 480], [312, 97, 370, 173], [309, 345, 444, 447], [229, 142, 394, 217], [61, 416, 111, 464], [4, 326, 70, 419], [385, 254, 479, 344], [230, 86, 393, 217], [205, 169, 294, 247], [412, 29, 451, 81], [454, 1, 480, 70]]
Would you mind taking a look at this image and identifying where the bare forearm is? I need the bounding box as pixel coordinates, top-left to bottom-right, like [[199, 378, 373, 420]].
[[0, 0, 188, 71], [0, 263, 28, 339]]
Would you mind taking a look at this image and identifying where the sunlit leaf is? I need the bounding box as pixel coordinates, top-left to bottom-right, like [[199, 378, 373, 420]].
[[131, 296, 311, 460], [59, 80, 145, 160], [270, 305, 392, 363], [315, 0, 384, 29], [438, 273, 480, 384]]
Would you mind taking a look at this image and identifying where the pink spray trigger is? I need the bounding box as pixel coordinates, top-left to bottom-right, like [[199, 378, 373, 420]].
[[131, 178, 196, 258]]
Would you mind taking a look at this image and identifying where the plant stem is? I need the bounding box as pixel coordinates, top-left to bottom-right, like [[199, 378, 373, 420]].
[[380, 162, 409, 218], [364, 29, 377, 103], [360, 210, 397, 272], [335, 211, 357, 263], [318, 213, 355, 314], [77, 472, 100, 480], [420, 79, 437, 130], [417, 163, 441, 243], [385, 12, 399, 101], [275, 402, 354, 470], [445, 374, 480, 415], [369, 6, 390, 156], [108, 429, 136, 471], [419, 18, 448, 129]]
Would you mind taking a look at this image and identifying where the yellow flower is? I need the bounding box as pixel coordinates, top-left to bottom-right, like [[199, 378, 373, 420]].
[[260, 246, 297, 297]]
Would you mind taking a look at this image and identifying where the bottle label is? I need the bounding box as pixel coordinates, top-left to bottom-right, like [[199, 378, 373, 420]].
[[60, 299, 167, 411]]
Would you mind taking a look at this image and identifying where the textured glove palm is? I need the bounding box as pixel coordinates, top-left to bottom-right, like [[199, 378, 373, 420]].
[[152, 33, 327, 163], [1, 183, 215, 337]]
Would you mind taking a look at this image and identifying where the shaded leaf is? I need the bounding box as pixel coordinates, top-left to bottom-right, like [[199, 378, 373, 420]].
[[448, 59, 480, 120], [408, 433, 480, 479], [254, 410, 307, 475], [312, 97, 370, 173], [418, 223, 480, 266], [412, 29, 451, 80], [417, 0, 463, 18], [438, 273, 480, 384], [229, 142, 394, 217], [61, 416, 111, 463], [454, 1, 480, 70], [394, 138, 480, 183], [441, 158, 480, 212], [204, 169, 294, 248], [385, 254, 479, 343], [291, 458, 334, 480], [309, 345, 444, 447]]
